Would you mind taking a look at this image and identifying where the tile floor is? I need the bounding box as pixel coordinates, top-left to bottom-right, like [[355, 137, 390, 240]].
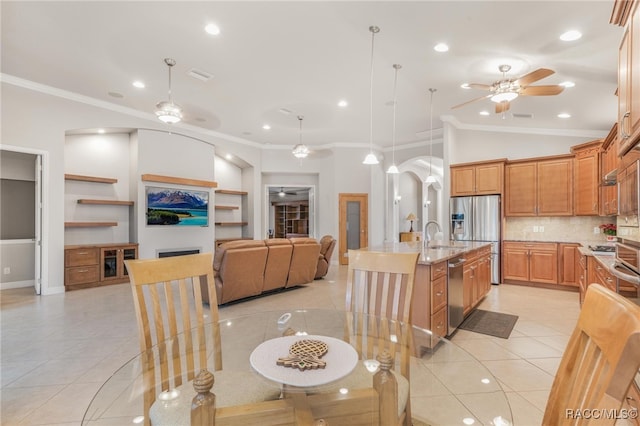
[[1, 265, 582, 426]]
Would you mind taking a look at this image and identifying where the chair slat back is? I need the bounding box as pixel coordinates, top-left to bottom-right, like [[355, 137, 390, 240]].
[[345, 250, 419, 426], [126, 253, 221, 398], [543, 284, 640, 425]]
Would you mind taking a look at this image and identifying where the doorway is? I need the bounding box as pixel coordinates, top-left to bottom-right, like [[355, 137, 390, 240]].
[[265, 185, 316, 238], [0, 147, 45, 294], [338, 193, 368, 265]]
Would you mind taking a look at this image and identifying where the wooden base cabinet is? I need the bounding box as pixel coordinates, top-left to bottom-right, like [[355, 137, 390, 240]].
[[463, 246, 492, 316], [411, 261, 448, 346], [503, 242, 559, 285], [65, 243, 138, 290]]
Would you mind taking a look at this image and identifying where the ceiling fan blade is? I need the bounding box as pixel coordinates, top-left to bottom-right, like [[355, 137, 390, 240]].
[[519, 85, 565, 96], [467, 83, 493, 91], [515, 68, 554, 86], [451, 94, 492, 109], [495, 101, 511, 114]]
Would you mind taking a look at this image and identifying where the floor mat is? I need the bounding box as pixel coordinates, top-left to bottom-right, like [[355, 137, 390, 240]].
[[458, 309, 518, 339]]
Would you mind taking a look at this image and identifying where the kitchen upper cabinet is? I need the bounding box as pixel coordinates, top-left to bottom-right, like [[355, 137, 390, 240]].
[[614, 0, 640, 155], [571, 140, 602, 216], [450, 160, 505, 196], [600, 124, 619, 216], [505, 156, 573, 217]]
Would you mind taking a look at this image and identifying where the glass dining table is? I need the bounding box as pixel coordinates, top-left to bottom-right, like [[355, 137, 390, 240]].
[[82, 309, 513, 425]]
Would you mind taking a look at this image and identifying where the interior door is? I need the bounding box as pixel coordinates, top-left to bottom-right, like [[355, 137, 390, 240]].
[[338, 193, 368, 265]]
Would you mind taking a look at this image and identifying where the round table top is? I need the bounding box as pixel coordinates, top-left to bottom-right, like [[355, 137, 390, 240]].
[[82, 309, 513, 426]]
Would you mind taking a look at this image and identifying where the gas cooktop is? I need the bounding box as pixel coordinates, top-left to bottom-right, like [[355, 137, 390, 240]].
[[588, 245, 616, 254]]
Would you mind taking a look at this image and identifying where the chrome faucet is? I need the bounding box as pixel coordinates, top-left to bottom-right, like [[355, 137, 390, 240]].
[[424, 220, 442, 245]]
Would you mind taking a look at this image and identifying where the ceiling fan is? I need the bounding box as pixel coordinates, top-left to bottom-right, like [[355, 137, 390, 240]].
[[452, 64, 565, 114]]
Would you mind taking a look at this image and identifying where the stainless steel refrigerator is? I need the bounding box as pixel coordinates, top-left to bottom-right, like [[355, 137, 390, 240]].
[[450, 195, 501, 284]]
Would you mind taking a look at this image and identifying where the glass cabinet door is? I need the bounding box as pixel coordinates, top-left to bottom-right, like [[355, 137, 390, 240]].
[[122, 248, 136, 277], [102, 249, 118, 279]]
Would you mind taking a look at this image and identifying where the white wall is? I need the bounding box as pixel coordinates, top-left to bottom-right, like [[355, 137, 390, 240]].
[[214, 156, 245, 241], [135, 129, 216, 259], [65, 133, 132, 245]]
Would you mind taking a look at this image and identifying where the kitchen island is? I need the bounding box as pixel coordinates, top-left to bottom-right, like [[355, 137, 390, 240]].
[[358, 241, 493, 342]]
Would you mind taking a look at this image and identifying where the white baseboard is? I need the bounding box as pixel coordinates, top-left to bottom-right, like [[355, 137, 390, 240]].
[[0, 279, 34, 290]]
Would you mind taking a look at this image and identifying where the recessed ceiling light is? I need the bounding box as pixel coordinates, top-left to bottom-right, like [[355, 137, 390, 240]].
[[434, 43, 449, 52], [479, 111, 490, 116], [205, 23, 221, 36], [262, 124, 271, 130], [558, 113, 571, 118], [132, 80, 145, 89], [460, 83, 470, 89], [338, 99, 348, 108], [225, 154, 233, 160], [97, 129, 105, 134], [560, 30, 582, 41], [463, 418, 475, 426], [559, 81, 576, 88]]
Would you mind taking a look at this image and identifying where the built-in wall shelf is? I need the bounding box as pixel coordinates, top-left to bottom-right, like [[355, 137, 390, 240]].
[[215, 189, 248, 195], [214, 222, 248, 226], [215, 205, 239, 210], [141, 174, 217, 188], [65, 174, 118, 184], [65, 222, 118, 228], [77, 199, 134, 206]]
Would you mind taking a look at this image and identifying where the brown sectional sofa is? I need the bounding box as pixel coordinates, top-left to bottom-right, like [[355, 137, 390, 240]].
[[203, 237, 323, 305]]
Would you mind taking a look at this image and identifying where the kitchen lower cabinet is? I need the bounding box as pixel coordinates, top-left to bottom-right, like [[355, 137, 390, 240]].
[[410, 261, 448, 345], [462, 247, 492, 316], [503, 242, 559, 285], [558, 243, 580, 287]]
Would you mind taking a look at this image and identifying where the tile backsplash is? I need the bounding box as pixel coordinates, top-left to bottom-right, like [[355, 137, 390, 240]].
[[504, 216, 616, 243]]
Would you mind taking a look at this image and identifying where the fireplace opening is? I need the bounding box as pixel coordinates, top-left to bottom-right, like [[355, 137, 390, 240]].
[[158, 249, 201, 258]]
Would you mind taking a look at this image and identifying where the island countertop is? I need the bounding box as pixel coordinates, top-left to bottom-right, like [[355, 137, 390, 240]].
[[359, 241, 493, 265]]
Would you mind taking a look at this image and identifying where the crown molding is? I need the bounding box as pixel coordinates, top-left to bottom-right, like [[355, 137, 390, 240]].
[[440, 114, 608, 139]]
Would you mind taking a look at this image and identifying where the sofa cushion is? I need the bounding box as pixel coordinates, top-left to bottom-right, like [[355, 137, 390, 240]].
[[214, 240, 266, 271], [263, 239, 293, 292], [286, 238, 321, 287], [215, 243, 268, 304]]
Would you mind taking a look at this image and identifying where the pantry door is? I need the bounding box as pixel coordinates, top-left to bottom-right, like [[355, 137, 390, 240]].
[[338, 193, 368, 265]]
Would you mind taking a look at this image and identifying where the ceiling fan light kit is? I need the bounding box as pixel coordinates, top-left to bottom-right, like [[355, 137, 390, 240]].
[[292, 115, 309, 159], [155, 58, 183, 124], [452, 64, 564, 114], [363, 25, 380, 165]]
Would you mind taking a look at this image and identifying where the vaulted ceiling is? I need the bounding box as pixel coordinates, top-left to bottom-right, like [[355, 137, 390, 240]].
[[1, 1, 622, 149]]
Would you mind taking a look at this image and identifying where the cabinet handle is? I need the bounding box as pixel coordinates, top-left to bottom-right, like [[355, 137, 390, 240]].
[[436, 291, 443, 297], [621, 112, 631, 139], [77, 269, 89, 273], [77, 252, 90, 255]]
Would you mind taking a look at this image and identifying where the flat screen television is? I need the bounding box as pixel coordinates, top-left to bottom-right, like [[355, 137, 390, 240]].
[[146, 186, 209, 227]]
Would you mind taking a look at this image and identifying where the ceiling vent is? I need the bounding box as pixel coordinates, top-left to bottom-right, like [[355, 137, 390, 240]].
[[187, 68, 213, 82], [511, 112, 534, 119]]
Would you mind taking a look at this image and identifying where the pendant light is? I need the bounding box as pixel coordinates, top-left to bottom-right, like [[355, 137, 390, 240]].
[[292, 115, 309, 159], [387, 64, 401, 174], [426, 88, 437, 184], [363, 26, 380, 165], [155, 58, 183, 124]]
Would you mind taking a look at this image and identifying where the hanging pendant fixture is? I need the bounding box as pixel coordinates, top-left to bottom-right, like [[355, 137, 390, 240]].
[[363, 26, 380, 165], [155, 58, 183, 124], [426, 88, 438, 184], [292, 115, 309, 159], [387, 64, 402, 174]]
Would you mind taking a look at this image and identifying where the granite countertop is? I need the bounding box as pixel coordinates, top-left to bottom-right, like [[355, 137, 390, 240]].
[[361, 241, 492, 265]]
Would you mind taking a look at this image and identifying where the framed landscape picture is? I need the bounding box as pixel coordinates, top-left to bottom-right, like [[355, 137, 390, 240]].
[[146, 186, 209, 226]]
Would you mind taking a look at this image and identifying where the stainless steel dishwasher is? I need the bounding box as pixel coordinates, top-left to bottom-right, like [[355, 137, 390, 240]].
[[448, 255, 466, 335]]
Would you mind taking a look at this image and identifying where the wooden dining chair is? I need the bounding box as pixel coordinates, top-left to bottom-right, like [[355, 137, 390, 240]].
[[342, 249, 420, 426], [125, 253, 280, 426], [543, 283, 640, 425]]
